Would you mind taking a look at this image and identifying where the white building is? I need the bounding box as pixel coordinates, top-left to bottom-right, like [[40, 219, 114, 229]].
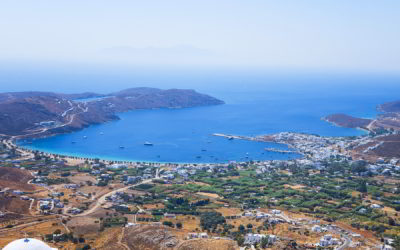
[[381, 245, 394, 250], [256, 212, 271, 219], [3, 238, 57, 250], [271, 209, 281, 215], [245, 234, 276, 245], [188, 233, 198, 239], [245, 234, 266, 245], [371, 204, 382, 209], [358, 208, 367, 214], [318, 234, 339, 247], [243, 211, 253, 217], [199, 233, 208, 238], [311, 225, 322, 233]]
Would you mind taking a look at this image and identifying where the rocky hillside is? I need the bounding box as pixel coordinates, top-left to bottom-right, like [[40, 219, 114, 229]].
[[323, 113, 372, 129], [0, 88, 224, 136], [379, 100, 400, 113]]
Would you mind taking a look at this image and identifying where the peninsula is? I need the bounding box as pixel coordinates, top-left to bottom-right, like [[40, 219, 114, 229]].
[[323, 100, 400, 133], [0, 88, 224, 137]]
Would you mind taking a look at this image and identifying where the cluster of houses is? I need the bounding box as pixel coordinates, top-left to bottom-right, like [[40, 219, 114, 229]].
[[187, 232, 209, 239], [244, 233, 277, 245], [317, 234, 340, 247], [39, 196, 64, 212], [270, 132, 346, 161]]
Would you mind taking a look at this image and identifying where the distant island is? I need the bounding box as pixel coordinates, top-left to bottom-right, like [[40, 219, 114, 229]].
[[0, 88, 224, 137]]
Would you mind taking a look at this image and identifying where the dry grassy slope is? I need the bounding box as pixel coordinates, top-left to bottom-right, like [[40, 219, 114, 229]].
[[0, 195, 30, 215], [120, 225, 239, 250], [177, 239, 239, 250], [122, 225, 179, 250], [0, 167, 36, 191]]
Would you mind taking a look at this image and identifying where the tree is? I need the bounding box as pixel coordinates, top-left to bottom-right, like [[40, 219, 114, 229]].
[[358, 180, 368, 193], [247, 223, 253, 229], [163, 221, 174, 228], [176, 222, 183, 229], [239, 224, 245, 233], [389, 217, 396, 226], [261, 236, 269, 248], [235, 235, 245, 246]]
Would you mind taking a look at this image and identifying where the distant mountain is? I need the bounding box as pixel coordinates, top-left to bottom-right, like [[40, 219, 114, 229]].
[[0, 88, 224, 137]]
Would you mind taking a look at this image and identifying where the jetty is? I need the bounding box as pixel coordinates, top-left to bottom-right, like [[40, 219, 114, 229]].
[[212, 133, 255, 141]]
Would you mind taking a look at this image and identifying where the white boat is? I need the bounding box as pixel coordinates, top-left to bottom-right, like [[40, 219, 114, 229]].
[[144, 142, 153, 146]]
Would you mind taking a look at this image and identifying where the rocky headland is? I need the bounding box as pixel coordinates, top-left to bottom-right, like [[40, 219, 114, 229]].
[[0, 88, 224, 137]]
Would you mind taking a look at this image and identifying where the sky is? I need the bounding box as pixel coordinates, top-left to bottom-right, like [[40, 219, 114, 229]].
[[0, 0, 400, 72]]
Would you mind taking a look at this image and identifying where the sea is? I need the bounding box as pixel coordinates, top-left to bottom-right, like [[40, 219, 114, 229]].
[[4, 65, 400, 163]]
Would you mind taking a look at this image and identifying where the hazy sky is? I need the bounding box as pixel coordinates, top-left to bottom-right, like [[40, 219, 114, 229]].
[[1, 0, 400, 72]]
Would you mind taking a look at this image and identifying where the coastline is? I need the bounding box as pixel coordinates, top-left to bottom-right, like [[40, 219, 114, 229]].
[[321, 116, 371, 134], [9, 131, 303, 166], [13, 139, 280, 166], [7, 114, 369, 165]]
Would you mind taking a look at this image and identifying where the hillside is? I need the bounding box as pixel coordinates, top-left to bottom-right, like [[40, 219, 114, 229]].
[[324, 99, 400, 133], [379, 100, 400, 113], [0, 88, 224, 136], [323, 113, 372, 129], [0, 167, 36, 192]]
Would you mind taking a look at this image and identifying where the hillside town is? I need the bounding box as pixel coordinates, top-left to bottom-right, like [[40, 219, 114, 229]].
[[1, 128, 400, 249]]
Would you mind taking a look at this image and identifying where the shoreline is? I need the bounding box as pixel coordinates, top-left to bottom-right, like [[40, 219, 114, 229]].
[[4, 116, 368, 166], [12, 140, 287, 166], [8, 132, 303, 166]]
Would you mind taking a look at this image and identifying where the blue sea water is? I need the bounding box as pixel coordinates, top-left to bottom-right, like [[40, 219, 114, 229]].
[[7, 66, 400, 163]]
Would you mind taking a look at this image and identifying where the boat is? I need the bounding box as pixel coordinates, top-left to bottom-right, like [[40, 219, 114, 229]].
[[228, 137, 234, 140], [119, 146, 125, 149], [71, 141, 77, 144], [100, 132, 104, 135], [83, 136, 87, 139], [201, 149, 207, 152], [196, 156, 202, 159], [144, 142, 153, 146]]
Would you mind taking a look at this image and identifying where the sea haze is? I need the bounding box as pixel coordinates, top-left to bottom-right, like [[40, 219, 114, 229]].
[[12, 68, 400, 163]]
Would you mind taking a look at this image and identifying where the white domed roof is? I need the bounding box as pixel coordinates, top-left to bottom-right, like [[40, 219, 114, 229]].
[[3, 238, 57, 250]]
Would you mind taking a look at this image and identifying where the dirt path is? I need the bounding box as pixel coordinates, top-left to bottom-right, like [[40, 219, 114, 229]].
[[74, 179, 155, 217], [117, 227, 130, 250], [0, 218, 58, 233]]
